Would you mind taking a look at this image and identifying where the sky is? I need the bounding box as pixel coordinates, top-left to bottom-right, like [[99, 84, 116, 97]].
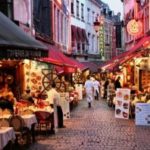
[[102, 0, 123, 19]]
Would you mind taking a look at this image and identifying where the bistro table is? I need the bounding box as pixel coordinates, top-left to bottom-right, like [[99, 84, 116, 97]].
[[0, 114, 37, 143], [21, 114, 37, 143], [21, 114, 37, 129], [0, 127, 15, 150]]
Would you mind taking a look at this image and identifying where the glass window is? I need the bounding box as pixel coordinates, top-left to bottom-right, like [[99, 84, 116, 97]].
[[0, 0, 13, 19], [76, 0, 79, 18], [87, 8, 90, 23], [71, 0, 74, 14], [92, 11, 95, 23], [81, 3, 84, 21]]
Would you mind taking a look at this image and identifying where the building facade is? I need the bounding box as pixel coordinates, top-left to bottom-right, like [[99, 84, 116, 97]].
[[123, 0, 150, 50]]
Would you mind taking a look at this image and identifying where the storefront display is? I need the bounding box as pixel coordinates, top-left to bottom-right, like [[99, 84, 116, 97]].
[[139, 70, 150, 91]]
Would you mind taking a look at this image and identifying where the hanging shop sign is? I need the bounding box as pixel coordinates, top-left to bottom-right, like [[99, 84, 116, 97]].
[[56, 0, 62, 5], [127, 19, 143, 36], [0, 49, 43, 59], [99, 26, 105, 59]]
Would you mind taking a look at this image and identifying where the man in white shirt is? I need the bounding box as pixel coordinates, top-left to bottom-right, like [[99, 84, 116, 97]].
[[93, 78, 100, 100], [46, 82, 65, 131], [84, 75, 94, 108]]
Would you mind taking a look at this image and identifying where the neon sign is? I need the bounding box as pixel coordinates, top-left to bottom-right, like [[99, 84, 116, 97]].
[[99, 26, 105, 59]]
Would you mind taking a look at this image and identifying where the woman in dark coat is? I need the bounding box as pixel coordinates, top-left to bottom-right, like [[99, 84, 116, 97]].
[[115, 76, 122, 90]]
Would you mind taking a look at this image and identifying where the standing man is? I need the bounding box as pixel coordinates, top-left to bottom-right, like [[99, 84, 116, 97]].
[[46, 82, 65, 133], [93, 78, 100, 100], [84, 75, 94, 108]]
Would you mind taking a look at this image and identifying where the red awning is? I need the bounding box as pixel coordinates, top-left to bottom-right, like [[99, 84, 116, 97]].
[[71, 25, 78, 41], [77, 27, 84, 42], [101, 36, 150, 71], [71, 25, 88, 43], [39, 44, 87, 73], [82, 29, 89, 44]]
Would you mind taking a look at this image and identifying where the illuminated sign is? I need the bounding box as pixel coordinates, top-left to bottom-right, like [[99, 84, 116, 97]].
[[99, 26, 105, 59], [127, 19, 143, 36]]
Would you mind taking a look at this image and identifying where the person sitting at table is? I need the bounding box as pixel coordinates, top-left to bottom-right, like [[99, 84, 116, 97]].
[[21, 87, 34, 105], [0, 83, 16, 112], [46, 82, 66, 129]]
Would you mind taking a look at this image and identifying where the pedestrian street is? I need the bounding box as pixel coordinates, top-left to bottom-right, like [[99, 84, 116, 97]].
[[29, 99, 150, 150]]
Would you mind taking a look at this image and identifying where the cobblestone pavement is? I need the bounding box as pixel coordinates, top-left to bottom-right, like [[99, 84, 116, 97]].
[[29, 99, 150, 150]]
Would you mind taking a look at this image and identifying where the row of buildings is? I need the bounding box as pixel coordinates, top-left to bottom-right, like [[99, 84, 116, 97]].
[[101, 0, 150, 92], [0, 0, 124, 66]]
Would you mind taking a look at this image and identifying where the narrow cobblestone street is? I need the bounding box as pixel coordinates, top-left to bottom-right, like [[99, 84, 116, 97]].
[[29, 99, 150, 150]]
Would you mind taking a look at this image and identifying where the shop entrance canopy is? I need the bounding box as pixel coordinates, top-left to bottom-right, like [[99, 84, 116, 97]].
[[101, 36, 150, 71], [0, 12, 48, 59], [40, 45, 87, 73]]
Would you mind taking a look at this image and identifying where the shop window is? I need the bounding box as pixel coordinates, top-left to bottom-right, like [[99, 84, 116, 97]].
[[0, 0, 13, 19]]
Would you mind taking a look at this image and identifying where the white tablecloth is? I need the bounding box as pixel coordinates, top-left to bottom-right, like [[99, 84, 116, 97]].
[[28, 106, 54, 113], [0, 114, 37, 129], [0, 127, 15, 150], [22, 114, 37, 129]]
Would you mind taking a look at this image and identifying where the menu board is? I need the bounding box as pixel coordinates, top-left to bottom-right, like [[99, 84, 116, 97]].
[[60, 92, 70, 120], [135, 103, 150, 126], [115, 88, 130, 119]]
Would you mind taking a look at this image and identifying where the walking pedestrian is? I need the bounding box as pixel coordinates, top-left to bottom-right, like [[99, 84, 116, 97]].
[[84, 75, 94, 108], [103, 78, 109, 99], [93, 78, 100, 100]]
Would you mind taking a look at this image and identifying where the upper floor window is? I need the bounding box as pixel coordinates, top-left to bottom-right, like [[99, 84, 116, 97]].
[[87, 8, 90, 23], [81, 3, 84, 21], [144, 6, 149, 33], [76, 0, 79, 18], [71, 0, 74, 15], [92, 11, 95, 23], [0, 0, 13, 19]]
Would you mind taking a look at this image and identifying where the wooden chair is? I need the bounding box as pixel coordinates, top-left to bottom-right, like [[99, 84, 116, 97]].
[[9, 115, 32, 147], [34, 111, 53, 135]]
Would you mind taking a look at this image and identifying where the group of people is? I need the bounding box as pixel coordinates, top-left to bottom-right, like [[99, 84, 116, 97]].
[[21, 82, 66, 132], [84, 75, 122, 108], [0, 82, 65, 134], [84, 75, 100, 108]]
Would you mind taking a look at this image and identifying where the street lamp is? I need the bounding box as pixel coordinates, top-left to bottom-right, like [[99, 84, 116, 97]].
[[93, 16, 104, 32]]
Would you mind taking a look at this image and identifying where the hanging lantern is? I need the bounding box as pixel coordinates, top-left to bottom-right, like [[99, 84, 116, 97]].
[[127, 19, 143, 36]]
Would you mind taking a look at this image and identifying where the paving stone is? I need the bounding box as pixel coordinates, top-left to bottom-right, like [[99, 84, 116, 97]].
[[28, 99, 150, 150]]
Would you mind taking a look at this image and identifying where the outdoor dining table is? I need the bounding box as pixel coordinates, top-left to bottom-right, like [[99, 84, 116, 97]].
[[0, 114, 37, 143], [0, 127, 15, 150]]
